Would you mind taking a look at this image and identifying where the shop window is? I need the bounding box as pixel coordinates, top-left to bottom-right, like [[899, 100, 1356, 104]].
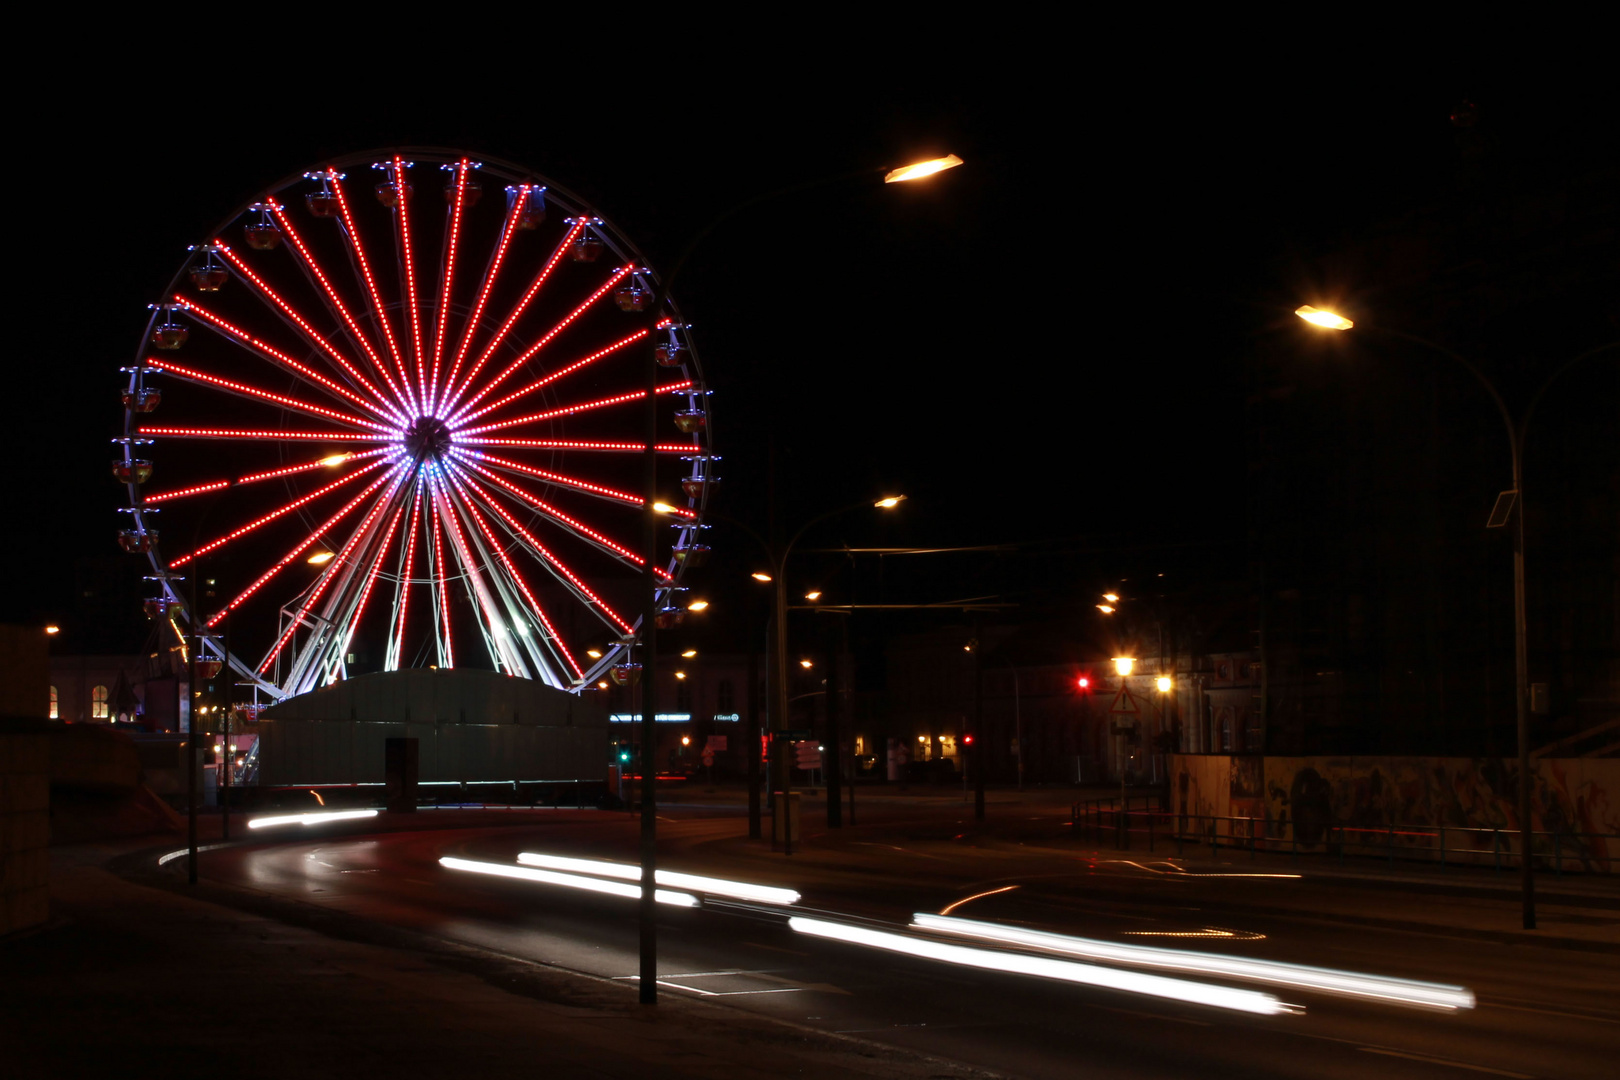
[[49, 685, 58, 719], [92, 684, 109, 719]]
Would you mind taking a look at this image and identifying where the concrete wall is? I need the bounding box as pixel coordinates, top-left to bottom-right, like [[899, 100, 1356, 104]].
[[0, 724, 50, 935], [1169, 754, 1620, 869], [255, 669, 609, 786]]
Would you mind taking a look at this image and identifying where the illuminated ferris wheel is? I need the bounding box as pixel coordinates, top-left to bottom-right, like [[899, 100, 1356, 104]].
[[115, 149, 714, 702]]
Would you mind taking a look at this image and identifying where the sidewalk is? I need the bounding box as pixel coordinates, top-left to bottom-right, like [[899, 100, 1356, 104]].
[[1, 836, 1000, 1080]]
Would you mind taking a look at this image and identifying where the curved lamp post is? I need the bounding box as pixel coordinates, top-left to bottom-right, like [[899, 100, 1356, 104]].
[[1296, 305, 1616, 930], [633, 155, 959, 1005]]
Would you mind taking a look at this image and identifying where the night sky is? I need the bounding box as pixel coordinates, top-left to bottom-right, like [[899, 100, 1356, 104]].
[[10, 39, 1616, 664]]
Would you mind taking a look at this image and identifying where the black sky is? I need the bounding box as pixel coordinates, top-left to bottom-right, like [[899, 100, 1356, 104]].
[[9, 30, 1615, 651]]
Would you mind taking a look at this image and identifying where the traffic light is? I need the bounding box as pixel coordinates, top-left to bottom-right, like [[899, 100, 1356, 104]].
[[962, 732, 976, 747], [1076, 674, 1092, 692], [615, 742, 632, 764]]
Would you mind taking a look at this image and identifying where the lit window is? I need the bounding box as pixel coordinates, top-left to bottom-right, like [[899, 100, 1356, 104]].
[[49, 685, 58, 719], [92, 684, 110, 720]]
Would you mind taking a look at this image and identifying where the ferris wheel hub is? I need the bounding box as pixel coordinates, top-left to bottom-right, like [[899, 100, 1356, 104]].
[[404, 416, 451, 463]]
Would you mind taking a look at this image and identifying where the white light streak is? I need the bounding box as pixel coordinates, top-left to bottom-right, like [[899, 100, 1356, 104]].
[[439, 856, 696, 906], [789, 916, 1286, 1015], [911, 914, 1474, 1011], [516, 851, 800, 905], [246, 809, 379, 830]]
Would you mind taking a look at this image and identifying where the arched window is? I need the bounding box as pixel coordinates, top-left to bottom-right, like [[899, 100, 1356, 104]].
[[92, 685, 109, 719], [49, 686, 58, 719], [716, 679, 734, 713]]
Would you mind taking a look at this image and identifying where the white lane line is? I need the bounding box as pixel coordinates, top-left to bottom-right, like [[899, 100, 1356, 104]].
[[1357, 1047, 1534, 1077]]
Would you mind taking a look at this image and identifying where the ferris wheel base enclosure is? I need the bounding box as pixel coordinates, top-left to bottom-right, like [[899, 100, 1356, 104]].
[[249, 668, 609, 788]]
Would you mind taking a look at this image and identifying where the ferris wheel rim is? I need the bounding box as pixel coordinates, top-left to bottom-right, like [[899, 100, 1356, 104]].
[[119, 148, 716, 702]]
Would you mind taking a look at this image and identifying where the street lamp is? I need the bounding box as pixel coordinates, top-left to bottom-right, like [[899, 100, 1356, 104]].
[[633, 155, 957, 1003], [1296, 304, 1617, 930], [1112, 657, 1135, 677]]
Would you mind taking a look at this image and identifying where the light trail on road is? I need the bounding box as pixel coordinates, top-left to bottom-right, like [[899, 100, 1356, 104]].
[[912, 913, 1476, 1011], [789, 915, 1291, 1016]]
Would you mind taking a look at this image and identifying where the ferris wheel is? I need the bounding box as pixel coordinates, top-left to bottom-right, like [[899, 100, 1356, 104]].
[[115, 149, 715, 702]]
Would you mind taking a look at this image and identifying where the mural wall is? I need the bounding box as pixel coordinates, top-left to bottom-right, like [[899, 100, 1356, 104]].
[[1169, 755, 1620, 870]]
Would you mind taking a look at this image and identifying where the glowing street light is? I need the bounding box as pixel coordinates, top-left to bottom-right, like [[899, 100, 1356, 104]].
[[883, 154, 965, 184], [799, 659, 814, 669], [804, 590, 822, 601], [307, 550, 335, 565], [874, 495, 907, 508], [318, 453, 349, 467], [1103, 593, 1120, 603], [1156, 676, 1173, 693], [586, 648, 603, 659], [680, 649, 697, 658], [44, 625, 60, 635], [751, 571, 773, 582], [1096, 604, 1116, 614], [1295, 305, 1354, 330], [1112, 657, 1135, 677], [687, 599, 709, 612], [652, 501, 680, 514]]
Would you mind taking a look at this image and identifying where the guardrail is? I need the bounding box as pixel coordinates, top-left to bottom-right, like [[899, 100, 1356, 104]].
[[1071, 798, 1617, 875]]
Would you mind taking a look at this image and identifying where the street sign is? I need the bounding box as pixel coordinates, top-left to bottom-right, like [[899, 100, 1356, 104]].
[[794, 740, 823, 769], [701, 750, 715, 767], [705, 735, 728, 751], [1109, 688, 1140, 715]]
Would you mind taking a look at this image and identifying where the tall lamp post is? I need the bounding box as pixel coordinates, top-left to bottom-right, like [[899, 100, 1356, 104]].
[[635, 155, 961, 1004], [1296, 305, 1616, 930]]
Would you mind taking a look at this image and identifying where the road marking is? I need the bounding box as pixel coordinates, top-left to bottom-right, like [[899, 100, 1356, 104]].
[[744, 941, 808, 956], [1357, 1047, 1533, 1078], [1487, 1001, 1620, 1025], [1094, 1004, 1211, 1027]]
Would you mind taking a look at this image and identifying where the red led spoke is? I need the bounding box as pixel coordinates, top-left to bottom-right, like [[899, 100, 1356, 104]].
[[339, 494, 410, 657], [216, 242, 409, 421], [143, 358, 392, 432], [264, 209, 414, 416], [176, 295, 406, 425], [141, 480, 229, 504], [452, 466, 635, 636], [138, 426, 390, 442], [390, 484, 424, 669], [451, 478, 583, 677], [440, 186, 529, 416], [454, 457, 673, 575], [142, 449, 390, 504], [329, 173, 416, 411], [430, 487, 453, 667], [429, 160, 473, 414], [455, 329, 649, 424], [209, 465, 401, 628], [260, 469, 407, 672], [461, 450, 643, 507], [390, 156, 427, 411], [433, 474, 508, 670], [458, 438, 696, 453], [446, 264, 629, 423], [457, 380, 693, 437], [441, 219, 588, 416], [169, 457, 390, 568]]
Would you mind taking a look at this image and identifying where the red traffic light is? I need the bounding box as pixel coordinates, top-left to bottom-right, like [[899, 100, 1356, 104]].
[[1077, 675, 1091, 691], [963, 733, 975, 746]]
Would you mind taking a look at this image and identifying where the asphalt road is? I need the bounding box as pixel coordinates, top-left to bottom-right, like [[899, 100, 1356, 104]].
[[188, 805, 1620, 1079]]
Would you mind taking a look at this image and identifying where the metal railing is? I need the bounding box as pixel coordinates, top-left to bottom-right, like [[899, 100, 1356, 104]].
[[1071, 799, 1618, 875]]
